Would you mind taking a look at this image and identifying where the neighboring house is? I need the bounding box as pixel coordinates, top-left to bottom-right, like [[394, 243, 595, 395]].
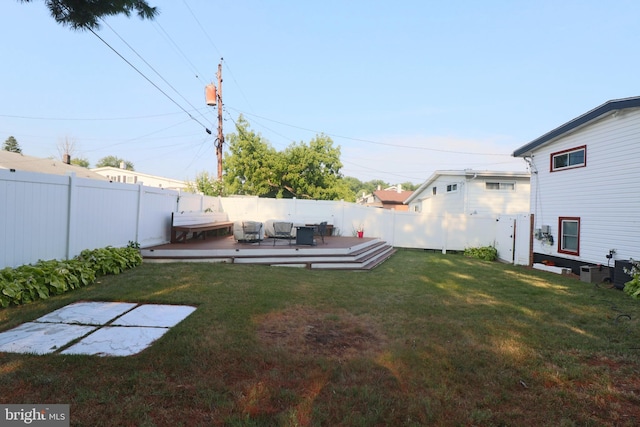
[[404, 170, 530, 215], [92, 166, 188, 191], [512, 96, 640, 280], [0, 151, 108, 181], [357, 185, 413, 210]]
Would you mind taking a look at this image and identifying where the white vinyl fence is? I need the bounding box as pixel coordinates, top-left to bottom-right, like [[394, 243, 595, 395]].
[[1, 170, 530, 269]]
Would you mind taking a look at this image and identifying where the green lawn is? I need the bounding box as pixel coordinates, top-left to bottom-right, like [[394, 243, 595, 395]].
[[1, 250, 639, 426]]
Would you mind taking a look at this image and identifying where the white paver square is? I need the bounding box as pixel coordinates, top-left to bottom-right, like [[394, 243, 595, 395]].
[[0, 322, 96, 355], [61, 326, 169, 357], [35, 301, 138, 325], [112, 304, 196, 328]]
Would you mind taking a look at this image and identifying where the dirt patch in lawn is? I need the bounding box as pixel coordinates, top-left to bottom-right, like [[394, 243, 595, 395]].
[[255, 306, 386, 360]]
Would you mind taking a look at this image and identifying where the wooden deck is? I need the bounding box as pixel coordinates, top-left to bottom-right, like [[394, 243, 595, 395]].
[[141, 235, 396, 270]]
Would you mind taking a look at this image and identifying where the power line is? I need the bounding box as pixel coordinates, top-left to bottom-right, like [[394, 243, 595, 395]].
[[181, 1, 255, 114], [85, 25, 213, 134], [223, 110, 292, 150], [223, 110, 424, 182], [152, 20, 207, 86], [225, 106, 512, 156], [99, 19, 212, 128], [79, 119, 194, 154], [181, 0, 222, 59], [340, 158, 424, 182], [0, 111, 194, 121]]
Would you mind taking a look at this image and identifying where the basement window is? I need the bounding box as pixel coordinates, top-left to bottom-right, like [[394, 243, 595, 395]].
[[551, 146, 586, 172], [558, 217, 580, 255]]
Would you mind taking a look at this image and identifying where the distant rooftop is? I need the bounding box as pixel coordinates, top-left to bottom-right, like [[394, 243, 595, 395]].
[[0, 151, 108, 180]]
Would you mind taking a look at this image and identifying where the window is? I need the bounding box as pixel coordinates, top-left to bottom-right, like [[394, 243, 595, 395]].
[[551, 146, 586, 172], [446, 184, 457, 192], [558, 217, 580, 255], [432, 186, 437, 195], [486, 182, 515, 191]]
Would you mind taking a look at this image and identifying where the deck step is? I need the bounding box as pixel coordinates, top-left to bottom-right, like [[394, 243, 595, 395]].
[[142, 238, 395, 270]]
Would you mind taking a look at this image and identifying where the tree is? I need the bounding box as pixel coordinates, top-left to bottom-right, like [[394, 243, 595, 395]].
[[342, 176, 364, 202], [186, 172, 225, 196], [399, 181, 419, 191], [278, 135, 352, 200], [222, 116, 352, 201], [19, 0, 157, 30], [96, 155, 134, 170], [223, 115, 279, 197], [71, 158, 90, 168], [3, 136, 22, 153], [56, 135, 89, 167]]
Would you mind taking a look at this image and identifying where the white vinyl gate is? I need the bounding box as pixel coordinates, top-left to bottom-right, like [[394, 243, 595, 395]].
[[495, 214, 531, 265]]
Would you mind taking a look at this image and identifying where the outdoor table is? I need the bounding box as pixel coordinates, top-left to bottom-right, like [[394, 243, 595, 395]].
[[295, 226, 315, 245]]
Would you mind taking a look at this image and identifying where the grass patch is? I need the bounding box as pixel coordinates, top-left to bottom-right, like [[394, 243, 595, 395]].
[[1, 250, 640, 425]]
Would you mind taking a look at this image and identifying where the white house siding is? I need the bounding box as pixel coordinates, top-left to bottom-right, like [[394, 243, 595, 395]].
[[408, 172, 530, 216], [429, 176, 466, 214], [464, 177, 530, 216], [91, 167, 188, 191], [527, 108, 640, 266]]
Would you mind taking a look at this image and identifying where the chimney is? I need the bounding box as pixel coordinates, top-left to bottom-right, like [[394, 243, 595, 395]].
[[119, 161, 126, 169], [397, 184, 402, 193], [63, 154, 71, 165]]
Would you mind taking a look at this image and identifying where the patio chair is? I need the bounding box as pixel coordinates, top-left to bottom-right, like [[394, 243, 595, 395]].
[[273, 221, 293, 246], [242, 221, 263, 244], [317, 221, 328, 244]]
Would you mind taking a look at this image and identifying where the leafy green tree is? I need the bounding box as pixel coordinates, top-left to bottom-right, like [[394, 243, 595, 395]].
[[279, 135, 352, 200], [359, 180, 388, 197], [19, 0, 157, 30], [96, 155, 134, 171], [338, 177, 417, 201], [223, 117, 352, 200], [186, 171, 225, 196], [223, 115, 279, 197], [71, 157, 90, 168], [399, 181, 419, 191], [3, 136, 22, 153], [342, 176, 364, 201]]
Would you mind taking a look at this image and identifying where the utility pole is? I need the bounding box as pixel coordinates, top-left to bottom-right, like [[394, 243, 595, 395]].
[[215, 60, 224, 181], [205, 59, 224, 182]]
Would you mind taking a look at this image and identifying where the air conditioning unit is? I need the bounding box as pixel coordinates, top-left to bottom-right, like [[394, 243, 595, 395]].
[[614, 260, 634, 290], [580, 265, 610, 284]]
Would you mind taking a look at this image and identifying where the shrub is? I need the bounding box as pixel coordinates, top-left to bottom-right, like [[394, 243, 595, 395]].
[[77, 246, 142, 276], [0, 245, 142, 308], [464, 246, 498, 262], [623, 258, 640, 299]]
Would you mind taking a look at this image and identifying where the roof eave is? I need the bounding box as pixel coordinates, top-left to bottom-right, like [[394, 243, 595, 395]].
[[512, 96, 640, 157]]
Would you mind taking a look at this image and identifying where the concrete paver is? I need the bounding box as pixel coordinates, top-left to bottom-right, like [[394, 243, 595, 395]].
[[0, 301, 196, 357]]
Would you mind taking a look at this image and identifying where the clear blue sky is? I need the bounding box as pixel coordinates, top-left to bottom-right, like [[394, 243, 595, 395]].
[[2, 0, 639, 185]]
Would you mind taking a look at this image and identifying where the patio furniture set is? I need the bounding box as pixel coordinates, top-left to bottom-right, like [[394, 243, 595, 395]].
[[170, 211, 332, 246], [234, 220, 330, 246]]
